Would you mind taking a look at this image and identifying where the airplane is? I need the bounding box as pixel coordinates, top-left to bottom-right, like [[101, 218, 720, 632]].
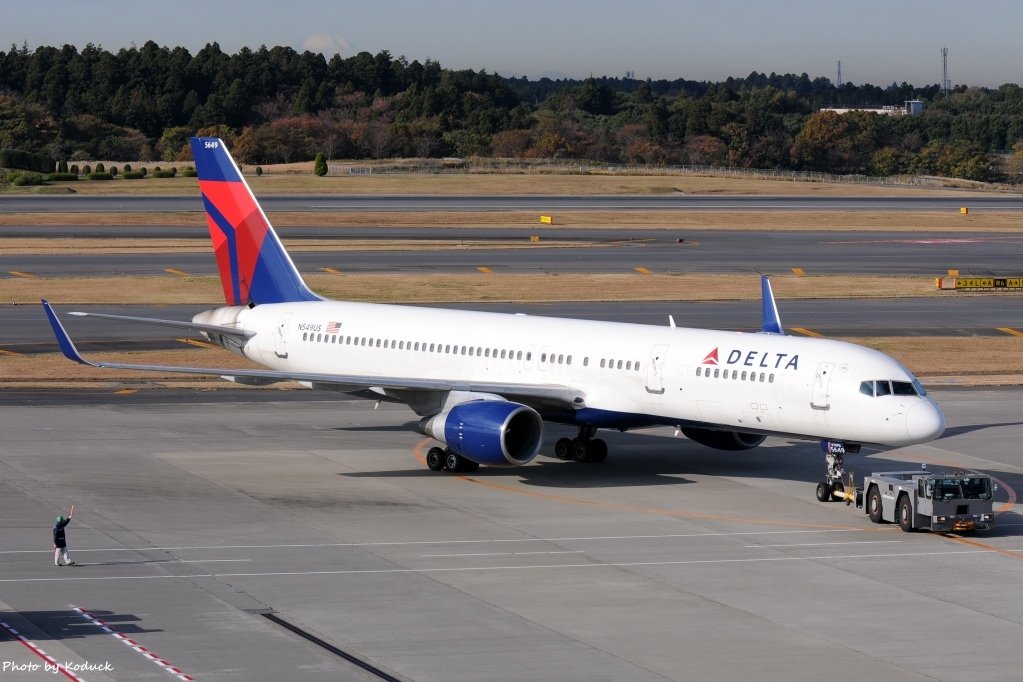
[[42, 136, 945, 483]]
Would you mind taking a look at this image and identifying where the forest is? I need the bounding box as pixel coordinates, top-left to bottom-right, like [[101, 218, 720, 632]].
[[3, 41, 1023, 181]]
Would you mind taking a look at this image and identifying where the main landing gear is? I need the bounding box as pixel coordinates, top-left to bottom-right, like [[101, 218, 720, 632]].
[[554, 426, 608, 463], [426, 447, 480, 474]]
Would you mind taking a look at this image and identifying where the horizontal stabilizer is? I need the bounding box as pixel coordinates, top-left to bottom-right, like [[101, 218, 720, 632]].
[[67, 311, 254, 338]]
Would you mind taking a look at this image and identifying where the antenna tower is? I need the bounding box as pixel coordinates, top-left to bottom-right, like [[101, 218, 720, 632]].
[[836, 60, 842, 88], [941, 47, 950, 97]]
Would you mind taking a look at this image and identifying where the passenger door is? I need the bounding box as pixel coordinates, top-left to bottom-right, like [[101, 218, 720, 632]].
[[274, 314, 292, 358], [811, 361, 834, 410], [645, 344, 669, 394]]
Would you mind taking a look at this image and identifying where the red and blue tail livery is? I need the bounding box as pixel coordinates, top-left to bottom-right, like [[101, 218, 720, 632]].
[[189, 137, 320, 305]]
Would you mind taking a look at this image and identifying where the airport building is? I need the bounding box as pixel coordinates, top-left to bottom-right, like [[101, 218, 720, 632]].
[[821, 99, 924, 116]]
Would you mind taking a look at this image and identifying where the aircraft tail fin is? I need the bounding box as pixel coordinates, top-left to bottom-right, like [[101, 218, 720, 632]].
[[189, 137, 320, 306]]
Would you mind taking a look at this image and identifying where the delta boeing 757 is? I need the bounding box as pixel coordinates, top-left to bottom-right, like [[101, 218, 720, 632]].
[[42, 137, 944, 482]]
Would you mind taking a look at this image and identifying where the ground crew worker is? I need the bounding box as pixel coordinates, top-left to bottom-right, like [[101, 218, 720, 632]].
[[53, 512, 75, 566]]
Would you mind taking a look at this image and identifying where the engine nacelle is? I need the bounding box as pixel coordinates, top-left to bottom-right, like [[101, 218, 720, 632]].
[[419, 399, 544, 467], [680, 427, 766, 451]]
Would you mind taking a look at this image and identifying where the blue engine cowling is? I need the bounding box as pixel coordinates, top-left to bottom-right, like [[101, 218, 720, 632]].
[[680, 427, 766, 451], [419, 400, 544, 467]]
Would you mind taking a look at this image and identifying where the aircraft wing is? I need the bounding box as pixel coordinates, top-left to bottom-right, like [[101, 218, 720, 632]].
[[43, 301, 584, 408]]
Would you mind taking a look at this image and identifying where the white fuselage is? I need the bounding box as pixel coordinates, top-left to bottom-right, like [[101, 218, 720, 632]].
[[200, 300, 945, 447]]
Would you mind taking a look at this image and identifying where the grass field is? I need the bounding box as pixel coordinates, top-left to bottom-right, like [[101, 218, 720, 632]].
[[3, 169, 1013, 196]]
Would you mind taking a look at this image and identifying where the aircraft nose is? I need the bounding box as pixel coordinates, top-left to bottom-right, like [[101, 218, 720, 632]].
[[906, 400, 945, 442]]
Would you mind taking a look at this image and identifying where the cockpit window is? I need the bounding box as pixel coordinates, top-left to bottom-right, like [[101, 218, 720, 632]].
[[860, 379, 925, 398], [892, 381, 917, 396]]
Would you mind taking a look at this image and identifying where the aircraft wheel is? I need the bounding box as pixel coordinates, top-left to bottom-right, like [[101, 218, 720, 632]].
[[588, 439, 608, 463], [815, 481, 833, 502], [426, 447, 446, 471], [571, 438, 590, 462], [830, 481, 845, 502], [555, 438, 573, 459], [444, 450, 464, 473]]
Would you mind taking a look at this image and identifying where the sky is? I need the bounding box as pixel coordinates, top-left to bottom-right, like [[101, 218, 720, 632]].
[[6, 0, 1023, 87]]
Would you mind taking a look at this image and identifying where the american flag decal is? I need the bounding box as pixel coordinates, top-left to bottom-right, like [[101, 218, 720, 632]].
[[325, 321, 341, 334]]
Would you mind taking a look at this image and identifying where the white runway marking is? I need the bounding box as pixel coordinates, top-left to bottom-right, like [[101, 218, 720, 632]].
[[746, 540, 903, 548], [421, 551, 585, 558], [0, 548, 1014, 583], [0, 528, 878, 555]]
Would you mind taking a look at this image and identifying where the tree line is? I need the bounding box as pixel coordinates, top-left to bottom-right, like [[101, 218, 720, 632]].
[[3, 41, 1023, 181]]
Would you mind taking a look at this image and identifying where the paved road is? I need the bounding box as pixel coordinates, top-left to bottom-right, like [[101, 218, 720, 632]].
[[4, 194, 1023, 212], [1, 388, 1021, 681], [7, 230, 1023, 276]]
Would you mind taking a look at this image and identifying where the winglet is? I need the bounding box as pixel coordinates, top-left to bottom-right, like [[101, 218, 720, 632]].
[[41, 300, 91, 365], [760, 275, 784, 334]]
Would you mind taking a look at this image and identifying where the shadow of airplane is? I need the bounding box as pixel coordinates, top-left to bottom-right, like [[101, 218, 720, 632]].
[[0, 610, 162, 641]]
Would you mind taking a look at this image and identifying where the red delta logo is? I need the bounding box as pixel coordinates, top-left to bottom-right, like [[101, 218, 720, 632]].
[[701, 348, 719, 365]]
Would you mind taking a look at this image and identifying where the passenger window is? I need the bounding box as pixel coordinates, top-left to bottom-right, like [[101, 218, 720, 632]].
[[769, 374, 774, 383], [732, 370, 738, 380], [714, 368, 720, 378], [558, 354, 563, 364], [414, 342, 420, 351], [616, 360, 622, 369], [567, 355, 572, 365], [741, 371, 747, 380], [469, 347, 475, 356], [517, 351, 523, 360], [759, 373, 765, 382], [626, 361, 632, 370], [501, 350, 506, 359], [445, 344, 450, 353], [875, 380, 892, 396], [600, 359, 606, 368], [526, 352, 532, 361], [302, 332, 308, 341], [636, 362, 640, 371], [696, 367, 702, 376], [376, 339, 382, 347], [859, 381, 874, 397]]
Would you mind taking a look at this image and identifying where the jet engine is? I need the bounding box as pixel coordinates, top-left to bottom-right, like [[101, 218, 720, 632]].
[[680, 427, 766, 451], [419, 399, 544, 467]]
